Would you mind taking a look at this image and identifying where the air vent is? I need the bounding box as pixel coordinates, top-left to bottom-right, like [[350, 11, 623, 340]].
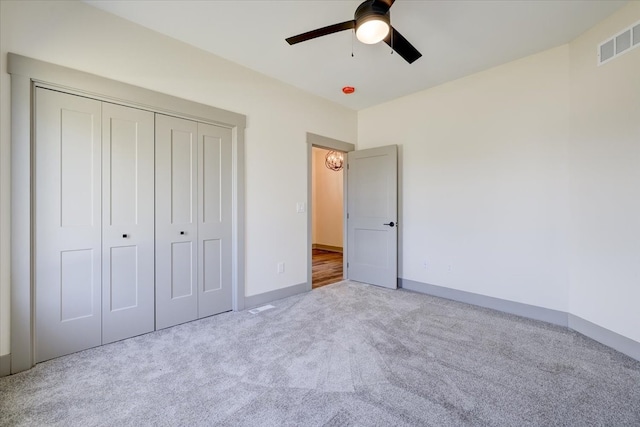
[[600, 39, 615, 63], [598, 20, 640, 65], [248, 304, 275, 314], [615, 30, 631, 54]]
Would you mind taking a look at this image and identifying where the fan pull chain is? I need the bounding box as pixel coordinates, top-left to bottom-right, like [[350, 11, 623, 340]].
[[351, 29, 355, 57]]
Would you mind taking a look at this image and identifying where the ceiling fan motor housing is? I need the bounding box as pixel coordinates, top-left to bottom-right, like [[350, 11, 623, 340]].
[[355, 0, 391, 35]]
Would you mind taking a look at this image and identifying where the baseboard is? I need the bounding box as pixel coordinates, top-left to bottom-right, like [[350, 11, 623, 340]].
[[244, 282, 309, 310], [312, 244, 343, 253], [0, 354, 10, 377], [569, 314, 640, 362], [399, 278, 569, 327], [398, 278, 640, 363]]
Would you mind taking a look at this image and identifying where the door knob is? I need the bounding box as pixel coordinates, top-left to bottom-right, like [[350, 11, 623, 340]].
[[122, 234, 129, 238], [180, 231, 185, 235], [383, 222, 395, 227]]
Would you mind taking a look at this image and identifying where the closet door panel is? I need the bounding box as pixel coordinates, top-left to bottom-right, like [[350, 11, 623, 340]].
[[198, 123, 233, 318], [35, 88, 102, 363], [102, 103, 155, 344], [156, 114, 199, 329]]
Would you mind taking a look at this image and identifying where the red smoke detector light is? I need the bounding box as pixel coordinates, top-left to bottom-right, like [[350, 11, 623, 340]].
[[342, 86, 355, 94]]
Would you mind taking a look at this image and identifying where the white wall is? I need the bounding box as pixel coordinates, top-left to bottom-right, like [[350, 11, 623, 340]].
[[358, 2, 640, 345], [359, 46, 571, 312], [567, 3, 640, 343], [312, 147, 344, 249], [0, 0, 357, 356]]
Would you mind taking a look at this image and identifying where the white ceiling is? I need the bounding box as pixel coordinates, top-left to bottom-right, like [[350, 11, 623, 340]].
[[85, 0, 627, 110]]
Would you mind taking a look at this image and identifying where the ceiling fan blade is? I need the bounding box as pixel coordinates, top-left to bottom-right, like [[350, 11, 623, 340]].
[[384, 26, 422, 64], [286, 20, 356, 45], [373, 0, 395, 13]]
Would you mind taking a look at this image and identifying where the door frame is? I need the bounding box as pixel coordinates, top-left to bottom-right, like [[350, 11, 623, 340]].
[[306, 133, 355, 290], [8, 53, 247, 374]]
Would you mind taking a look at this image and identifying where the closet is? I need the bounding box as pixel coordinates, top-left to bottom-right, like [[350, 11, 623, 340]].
[[34, 88, 232, 362], [155, 115, 232, 330]]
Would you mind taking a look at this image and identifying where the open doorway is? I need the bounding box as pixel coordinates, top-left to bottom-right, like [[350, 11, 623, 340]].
[[306, 133, 355, 291], [311, 147, 344, 288]]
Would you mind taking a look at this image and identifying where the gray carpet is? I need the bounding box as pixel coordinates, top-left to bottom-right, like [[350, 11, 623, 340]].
[[1, 281, 639, 426]]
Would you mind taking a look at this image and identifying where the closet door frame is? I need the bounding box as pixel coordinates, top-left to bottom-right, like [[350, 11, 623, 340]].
[[7, 53, 247, 374]]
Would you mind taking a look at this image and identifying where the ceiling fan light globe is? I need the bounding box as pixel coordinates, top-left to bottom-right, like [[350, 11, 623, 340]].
[[356, 19, 390, 44]]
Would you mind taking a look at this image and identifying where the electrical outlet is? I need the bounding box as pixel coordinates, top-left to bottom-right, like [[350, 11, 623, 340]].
[[296, 202, 306, 213], [447, 263, 453, 273], [422, 259, 428, 269], [277, 262, 285, 274]]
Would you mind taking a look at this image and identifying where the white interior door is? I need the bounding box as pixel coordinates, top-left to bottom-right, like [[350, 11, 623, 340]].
[[155, 114, 199, 329], [347, 145, 398, 289], [197, 122, 233, 318], [101, 103, 155, 344], [35, 88, 102, 362]]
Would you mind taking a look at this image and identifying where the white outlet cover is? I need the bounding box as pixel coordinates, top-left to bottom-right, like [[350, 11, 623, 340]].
[[296, 202, 306, 213]]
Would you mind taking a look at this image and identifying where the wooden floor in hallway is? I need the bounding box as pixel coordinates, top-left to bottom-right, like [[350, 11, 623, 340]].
[[312, 249, 343, 289]]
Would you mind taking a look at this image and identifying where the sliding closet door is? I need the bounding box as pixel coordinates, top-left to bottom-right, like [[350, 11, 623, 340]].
[[198, 123, 233, 317], [155, 114, 199, 329], [35, 88, 102, 362], [102, 103, 155, 344]]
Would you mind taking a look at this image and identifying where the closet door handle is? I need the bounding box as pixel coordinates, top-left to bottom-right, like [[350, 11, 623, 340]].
[[383, 222, 395, 227], [180, 231, 185, 235], [122, 234, 129, 238]]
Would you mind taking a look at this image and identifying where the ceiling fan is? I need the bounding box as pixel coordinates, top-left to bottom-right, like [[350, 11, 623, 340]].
[[285, 0, 422, 64]]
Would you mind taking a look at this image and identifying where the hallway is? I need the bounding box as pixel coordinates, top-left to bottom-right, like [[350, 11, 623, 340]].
[[312, 249, 343, 289]]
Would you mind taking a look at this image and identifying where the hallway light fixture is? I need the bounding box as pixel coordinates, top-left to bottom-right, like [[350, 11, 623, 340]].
[[325, 151, 344, 171]]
